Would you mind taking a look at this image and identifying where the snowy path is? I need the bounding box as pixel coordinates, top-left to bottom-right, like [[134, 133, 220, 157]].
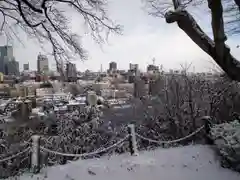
[[14, 145, 239, 180]]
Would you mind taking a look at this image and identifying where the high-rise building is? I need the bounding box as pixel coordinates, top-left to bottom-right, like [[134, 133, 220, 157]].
[[129, 63, 139, 76], [37, 53, 49, 73], [66, 62, 77, 82], [109, 61, 117, 71], [129, 63, 138, 71], [147, 64, 159, 72], [23, 63, 29, 71], [7, 57, 19, 76], [0, 45, 14, 75], [0, 46, 19, 76]]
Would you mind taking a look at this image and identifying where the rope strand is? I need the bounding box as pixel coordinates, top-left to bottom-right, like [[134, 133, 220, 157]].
[[0, 147, 30, 163], [40, 135, 129, 157], [0, 124, 207, 163], [136, 125, 204, 144]]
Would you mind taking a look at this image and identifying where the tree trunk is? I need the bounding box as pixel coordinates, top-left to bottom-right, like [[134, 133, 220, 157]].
[[208, 0, 226, 66], [165, 1, 240, 81]]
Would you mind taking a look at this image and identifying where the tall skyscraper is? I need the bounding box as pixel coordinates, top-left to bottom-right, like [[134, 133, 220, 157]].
[[0, 46, 13, 74], [0, 45, 19, 75], [37, 53, 49, 73]]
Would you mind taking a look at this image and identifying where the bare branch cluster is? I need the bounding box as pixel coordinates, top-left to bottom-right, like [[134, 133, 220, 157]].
[[144, 0, 240, 81], [0, 107, 128, 178], [0, 0, 121, 72], [223, 0, 240, 34], [133, 72, 240, 149], [143, 0, 204, 18], [145, 0, 240, 34]]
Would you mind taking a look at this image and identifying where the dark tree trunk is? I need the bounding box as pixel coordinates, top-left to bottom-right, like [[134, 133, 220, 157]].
[[165, 0, 240, 82]]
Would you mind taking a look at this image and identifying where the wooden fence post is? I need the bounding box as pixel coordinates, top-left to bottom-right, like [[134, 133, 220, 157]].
[[31, 135, 40, 174], [128, 124, 138, 156], [202, 116, 214, 145]]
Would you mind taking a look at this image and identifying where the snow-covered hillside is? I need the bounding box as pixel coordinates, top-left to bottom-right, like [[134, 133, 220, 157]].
[[14, 145, 240, 180]]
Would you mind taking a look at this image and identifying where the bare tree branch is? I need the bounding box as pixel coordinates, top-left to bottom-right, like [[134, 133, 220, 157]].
[[0, 0, 121, 80], [145, 0, 240, 81]]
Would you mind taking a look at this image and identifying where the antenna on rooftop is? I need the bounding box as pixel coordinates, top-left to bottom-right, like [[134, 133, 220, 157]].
[[160, 64, 163, 71], [152, 58, 156, 65]]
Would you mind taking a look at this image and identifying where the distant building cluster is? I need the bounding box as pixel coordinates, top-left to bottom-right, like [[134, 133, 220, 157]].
[[0, 44, 218, 100], [0, 44, 80, 85]]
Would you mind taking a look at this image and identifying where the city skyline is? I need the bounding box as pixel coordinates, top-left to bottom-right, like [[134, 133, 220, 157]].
[[1, 0, 240, 73], [0, 48, 230, 74]]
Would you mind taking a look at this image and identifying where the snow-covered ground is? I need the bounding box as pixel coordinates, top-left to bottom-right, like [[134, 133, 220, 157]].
[[14, 145, 240, 180]]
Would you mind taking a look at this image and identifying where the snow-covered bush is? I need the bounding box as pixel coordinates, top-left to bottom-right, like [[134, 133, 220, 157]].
[[210, 120, 240, 172], [128, 73, 240, 150], [2, 74, 240, 177], [0, 106, 128, 178]]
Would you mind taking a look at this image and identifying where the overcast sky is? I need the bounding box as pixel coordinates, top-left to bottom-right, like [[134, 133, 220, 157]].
[[1, 0, 240, 72]]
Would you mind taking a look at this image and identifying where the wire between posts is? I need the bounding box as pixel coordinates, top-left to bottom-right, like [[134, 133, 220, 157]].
[[40, 135, 129, 157], [136, 125, 205, 144], [0, 147, 31, 163]]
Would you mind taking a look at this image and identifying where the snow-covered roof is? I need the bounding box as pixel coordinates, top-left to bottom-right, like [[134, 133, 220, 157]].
[[37, 112, 45, 117], [68, 100, 82, 106], [32, 108, 42, 114], [54, 106, 67, 111], [75, 96, 86, 101]]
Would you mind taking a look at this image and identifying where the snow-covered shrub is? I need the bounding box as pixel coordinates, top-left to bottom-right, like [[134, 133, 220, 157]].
[[0, 106, 129, 178], [2, 74, 240, 177], [210, 120, 240, 172], [129, 73, 240, 151]]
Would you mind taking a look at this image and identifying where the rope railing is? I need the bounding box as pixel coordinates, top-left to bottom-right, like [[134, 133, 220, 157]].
[[40, 135, 129, 157], [0, 147, 30, 163], [136, 125, 205, 144], [0, 119, 212, 175]]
